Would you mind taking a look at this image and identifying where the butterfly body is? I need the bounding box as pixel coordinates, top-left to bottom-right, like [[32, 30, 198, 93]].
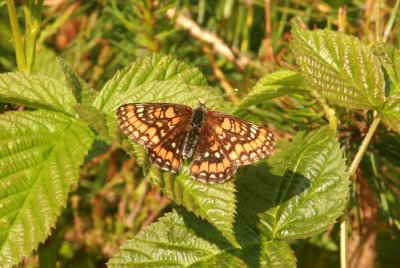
[[116, 103, 275, 183], [182, 104, 206, 159]]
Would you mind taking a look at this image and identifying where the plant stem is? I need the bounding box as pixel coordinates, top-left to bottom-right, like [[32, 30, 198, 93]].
[[6, 0, 27, 71], [23, 0, 43, 72], [348, 116, 381, 177], [340, 114, 381, 268]]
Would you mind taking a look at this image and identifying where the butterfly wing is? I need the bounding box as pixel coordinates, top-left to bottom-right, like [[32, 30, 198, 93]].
[[207, 111, 275, 166], [147, 127, 187, 173], [116, 103, 192, 173], [189, 124, 237, 182]]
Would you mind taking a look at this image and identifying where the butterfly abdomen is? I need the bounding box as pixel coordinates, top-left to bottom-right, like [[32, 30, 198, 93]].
[[182, 106, 206, 159]]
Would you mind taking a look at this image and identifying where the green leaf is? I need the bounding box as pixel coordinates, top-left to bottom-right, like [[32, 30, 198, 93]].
[[237, 127, 349, 239], [238, 70, 309, 109], [373, 43, 400, 95], [380, 92, 400, 133], [98, 80, 226, 115], [149, 167, 238, 247], [34, 47, 64, 81], [74, 104, 108, 139], [108, 210, 296, 267], [0, 72, 76, 115], [93, 54, 209, 113], [58, 57, 97, 105], [291, 25, 385, 110], [260, 240, 297, 268], [0, 111, 94, 267]]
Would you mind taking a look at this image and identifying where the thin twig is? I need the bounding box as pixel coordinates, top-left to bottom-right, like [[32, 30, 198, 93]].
[[202, 44, 240, 105], [340, 114, 381, 268], [263, 0, 274, 64], [166, 7, 249, 70]]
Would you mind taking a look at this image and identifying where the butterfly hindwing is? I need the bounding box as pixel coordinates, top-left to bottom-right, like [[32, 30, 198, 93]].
[[207, 111, 275, 166], [147, 127, 187, 173], [116, 103, 192, 149], [190, 125, 237, 182]]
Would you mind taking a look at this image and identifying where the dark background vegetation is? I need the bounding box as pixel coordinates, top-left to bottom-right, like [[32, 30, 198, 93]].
[[1, 0, 400, 267]]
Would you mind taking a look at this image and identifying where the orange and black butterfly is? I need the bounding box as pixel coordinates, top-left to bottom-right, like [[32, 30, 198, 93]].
[[116, 103, 275, 183]]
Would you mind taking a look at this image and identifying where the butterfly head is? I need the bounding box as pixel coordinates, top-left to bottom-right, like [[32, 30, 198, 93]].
[[196, 98, 207, 111]]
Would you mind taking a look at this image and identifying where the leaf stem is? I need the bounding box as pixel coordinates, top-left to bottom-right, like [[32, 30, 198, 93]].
[[340, 114, 381, 268], [6, 0, 27, 71]]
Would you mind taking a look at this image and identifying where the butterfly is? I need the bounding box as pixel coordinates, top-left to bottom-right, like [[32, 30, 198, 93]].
[[116, 103, 275, 183]]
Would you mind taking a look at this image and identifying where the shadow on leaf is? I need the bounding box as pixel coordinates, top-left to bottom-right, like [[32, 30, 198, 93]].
[[234, 161, 310, 267]]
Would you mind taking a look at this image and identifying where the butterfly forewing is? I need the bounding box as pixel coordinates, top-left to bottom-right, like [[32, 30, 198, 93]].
[[116, 103, 192, 173], [190, 125, 237, 182], [116, 103, 192, 148], [207, 111, 275, 166]]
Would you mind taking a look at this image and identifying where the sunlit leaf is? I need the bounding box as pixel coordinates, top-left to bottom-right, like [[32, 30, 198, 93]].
[[0, 72, 76, 115], [150, 167, 238, 246], [34, 47, 64, 81], [93, 54, 209, 113], [260, 240, 297, 268], [238, 70, 309, 109], [373, 43, 400, 95], [0, 111, 94, 267], [58, 57, 97, 105], [108, 210, 296, 267], [380, 93, 400, 133], [237, 127, 349, 239], [291, 25, 385, 110]]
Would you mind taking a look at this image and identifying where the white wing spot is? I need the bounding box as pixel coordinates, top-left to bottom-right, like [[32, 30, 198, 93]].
[[219, 173, 224, 178], [128, 126, 134, 132], [137, 107, 144, 113], [138, 113, 143, 118], [204, 152, 210, 157], [215, 152, 220, 158], [210, 174, 217, 179], [172, 142, 176, 148]]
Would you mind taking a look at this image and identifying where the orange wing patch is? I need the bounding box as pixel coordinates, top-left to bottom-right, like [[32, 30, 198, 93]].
[[189, 126, 237, 182], [116, 103, 192, 149], [207, 111, 275, 166]]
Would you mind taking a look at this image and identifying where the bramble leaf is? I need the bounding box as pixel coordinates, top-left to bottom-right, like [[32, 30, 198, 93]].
[[108, 210, 297, 267], [58, 57, 97, 105], [0, 72, 76, 115], [150, 168, 238, 246], [373, 43, 400, 95], [0, 111, 94, 267], [291, 25, 385, 110], [380, 93, 400, 133], [237, 127, 349, 239], [238, 70, 309, 109], [93, 54, 210, 113], [34, 47, 64, 81]]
